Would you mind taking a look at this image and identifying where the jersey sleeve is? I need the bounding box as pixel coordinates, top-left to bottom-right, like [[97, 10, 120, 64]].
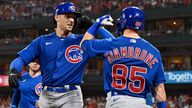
[[81, 38, 112, 58], [10, 89, 21, 108], [9, 57, 25, 73], [97, 27, 115, 39], [17, 37, 40, 64], [153, 55, 166, 86]]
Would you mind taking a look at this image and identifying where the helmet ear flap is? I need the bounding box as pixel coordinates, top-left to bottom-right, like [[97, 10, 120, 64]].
[[115, 16, 126, 35]]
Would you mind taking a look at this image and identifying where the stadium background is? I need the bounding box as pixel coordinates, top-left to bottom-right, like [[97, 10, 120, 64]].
[[0, 0, 192, 108]]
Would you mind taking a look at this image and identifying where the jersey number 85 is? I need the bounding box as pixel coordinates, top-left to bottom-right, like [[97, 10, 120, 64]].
[[112, 64, 147, 93]]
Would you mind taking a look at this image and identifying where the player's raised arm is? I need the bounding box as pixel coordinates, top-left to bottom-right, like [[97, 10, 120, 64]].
[[155, 83, 167, 108], [97, 27, 115, 39], [80, 14, 113, 47], [77, 15, 115, 39]]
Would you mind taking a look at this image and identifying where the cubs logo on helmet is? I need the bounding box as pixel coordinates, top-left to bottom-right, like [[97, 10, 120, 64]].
[[65, 45, 83, 63], [115, 6, 145, 35], [69, 5, 75, 11], [35, 83, 42, 96]]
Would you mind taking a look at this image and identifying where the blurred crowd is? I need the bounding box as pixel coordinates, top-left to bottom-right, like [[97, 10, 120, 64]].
[[144, 25, 192, 38], [0, 0, 191, 21], [0, 26, 192, 46], [0, 94, 11, 108], [0, 93, 191, 108], [167, 94, 192, 108], [0, 0, 192, 47], [84, 96, 106, 108]]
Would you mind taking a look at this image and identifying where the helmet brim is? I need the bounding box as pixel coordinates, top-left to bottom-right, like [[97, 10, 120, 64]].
[[55, 12, 81, 18]]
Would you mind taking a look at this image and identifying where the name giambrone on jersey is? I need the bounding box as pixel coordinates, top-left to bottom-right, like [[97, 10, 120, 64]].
[[104, 46, 158, 69]]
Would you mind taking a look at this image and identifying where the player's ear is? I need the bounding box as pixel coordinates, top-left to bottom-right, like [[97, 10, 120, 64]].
[[54, 15, 59, 22]]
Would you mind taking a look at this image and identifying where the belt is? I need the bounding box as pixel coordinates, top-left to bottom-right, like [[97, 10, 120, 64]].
[[107, 91, 146, 100], [107, 91, 147, 104], [43, 85, 77, 93], [107, 91, 125, 96]]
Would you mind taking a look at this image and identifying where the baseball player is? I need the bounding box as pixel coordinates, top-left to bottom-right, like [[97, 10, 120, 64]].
[[10, 61, 42, 108], [8, 2, 114, 108], [80, 6, 167, 108]]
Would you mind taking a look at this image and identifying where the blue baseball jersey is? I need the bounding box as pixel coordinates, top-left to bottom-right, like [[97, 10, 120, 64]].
[[11, 72, 42, 108], [82, 36, 165, 98], [18, 32, 88, 86]]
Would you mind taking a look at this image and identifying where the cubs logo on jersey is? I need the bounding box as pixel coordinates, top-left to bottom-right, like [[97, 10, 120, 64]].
[[35, 83, 42, 96], [65, 45, 83, 63]]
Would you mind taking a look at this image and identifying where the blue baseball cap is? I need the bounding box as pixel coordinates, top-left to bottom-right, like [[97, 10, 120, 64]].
[[53, 2, 81, 18]]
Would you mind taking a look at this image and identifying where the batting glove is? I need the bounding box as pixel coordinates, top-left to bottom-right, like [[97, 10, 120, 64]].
[[76, 15, 95, 29], [8, 68, 20, 88], [96, 14, 114, 26]]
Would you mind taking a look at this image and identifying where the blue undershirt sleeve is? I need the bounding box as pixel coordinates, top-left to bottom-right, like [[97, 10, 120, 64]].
[[10, 57, 25, 73], [97, 27, 115, 39]]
